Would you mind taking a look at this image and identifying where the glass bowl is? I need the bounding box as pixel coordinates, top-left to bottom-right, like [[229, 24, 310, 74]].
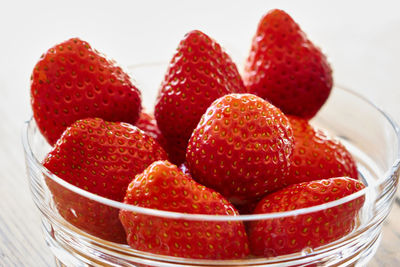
[[23, 64, 400, 266]]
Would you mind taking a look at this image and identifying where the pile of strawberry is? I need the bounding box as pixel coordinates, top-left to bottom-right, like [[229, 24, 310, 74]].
[[31, 9, 365, 259]]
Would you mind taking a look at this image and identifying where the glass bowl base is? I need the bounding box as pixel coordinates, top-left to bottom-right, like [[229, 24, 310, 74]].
[[43, 214, 383, 267]]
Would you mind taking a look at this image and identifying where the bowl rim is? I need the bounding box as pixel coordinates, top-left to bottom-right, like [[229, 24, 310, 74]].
[[22, 86, 400, 222]]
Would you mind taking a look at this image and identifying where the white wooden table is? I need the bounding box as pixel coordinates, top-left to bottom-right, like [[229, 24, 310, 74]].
[[0, 1, 399, 265]]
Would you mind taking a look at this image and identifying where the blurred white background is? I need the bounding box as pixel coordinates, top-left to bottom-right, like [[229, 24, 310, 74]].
[[0, 0, 399, 265], [1, 0, 400, 121]]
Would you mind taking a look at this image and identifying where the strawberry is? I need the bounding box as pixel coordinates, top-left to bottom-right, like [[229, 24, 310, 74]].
[[135, 110, 166, 147], [186, 93, 294, 205], [119, 160, 249, 259], [179, 162, 191, 177], [135, 111, 186, 164], [287, 116, 358, 185], [235, 200, 259, 215], [162, 138, 188, 165], [31, 38, 142, 145], [243, 9, 333, 119], [155, 30, 245, 162], [45, 180, 127, 243], [43, 118, 167, 242], [248, 177, 365, 257]]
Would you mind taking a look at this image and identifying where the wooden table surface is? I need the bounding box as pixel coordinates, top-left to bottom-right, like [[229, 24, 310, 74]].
[[1, 1, 400, 266]]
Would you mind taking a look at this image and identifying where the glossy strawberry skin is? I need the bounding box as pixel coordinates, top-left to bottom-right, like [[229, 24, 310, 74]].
[[179, 162, 191, 177], [244, 9, 333, 119], [155, 30, 245, 158], [44, 118, 167, 242], [46, 181, 126, 243], [249, 177, 365, 257], [119, 161, 249, 259], [31, 38, 142, 145], [186, 93, 294, 205], [287, 116, 358, 185]]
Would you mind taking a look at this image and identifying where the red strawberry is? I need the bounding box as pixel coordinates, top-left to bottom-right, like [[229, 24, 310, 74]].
[[244, 9, 333, 119], [162, 138, 188, 165], [155, 30, 245, 161], [31, 38, 142, 145], [235, 200, 259, 215], [135, 111, 186, 164], [179, 162, 191, 177], [287, 116, 358, 185], [186, 93, 294, 205], [119, 160, 249, 259], [135, 110, 166, 147], [248, 177, 365, 257], [46, 181, 126, 243], [43, 118, 167, 242]]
